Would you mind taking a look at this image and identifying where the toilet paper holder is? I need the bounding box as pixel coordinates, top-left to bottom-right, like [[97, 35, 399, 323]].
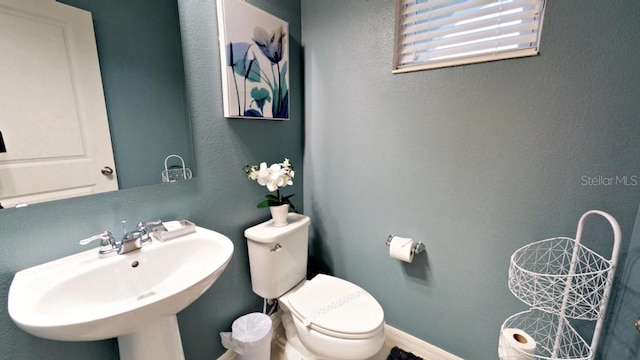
[[386, 235, 425, 255]]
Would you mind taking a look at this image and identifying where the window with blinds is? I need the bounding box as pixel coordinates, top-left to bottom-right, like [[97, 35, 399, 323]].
[[393, 0, 546, 73]]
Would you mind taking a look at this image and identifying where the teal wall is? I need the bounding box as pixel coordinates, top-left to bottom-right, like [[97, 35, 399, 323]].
[[58, 0, 193, 189], [0, 0, 302, 359], [301, 1, 640, 359], [600, 204, 640, 359], [3, 1, 640, 359]]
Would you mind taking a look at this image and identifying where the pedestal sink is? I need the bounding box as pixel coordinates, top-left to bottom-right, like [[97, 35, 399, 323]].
[[8, 225, 234, 360]]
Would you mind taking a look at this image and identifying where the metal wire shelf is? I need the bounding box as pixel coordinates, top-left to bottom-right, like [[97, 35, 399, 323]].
[[500, 210, 621, 360], [508, 237, 612, 320], [499, 309, 591, 360]]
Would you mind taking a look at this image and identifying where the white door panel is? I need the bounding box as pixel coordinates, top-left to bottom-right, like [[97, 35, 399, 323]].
[[0, 0, 117, 207]]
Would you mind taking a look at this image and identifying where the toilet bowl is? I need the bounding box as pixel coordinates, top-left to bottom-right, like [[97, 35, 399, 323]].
[[279, 274, 385, 359], [244, 214, 385, 359]]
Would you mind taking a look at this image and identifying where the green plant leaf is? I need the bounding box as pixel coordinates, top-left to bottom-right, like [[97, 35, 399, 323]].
[[257, 199, 271, 208]]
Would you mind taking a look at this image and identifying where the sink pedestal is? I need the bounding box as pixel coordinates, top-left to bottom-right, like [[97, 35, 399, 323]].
[[117, 315, 185, 360]]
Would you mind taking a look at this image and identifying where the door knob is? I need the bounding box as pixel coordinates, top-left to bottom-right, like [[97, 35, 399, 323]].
[[101, 166, 114, 175], [635, 317, 640, 334]]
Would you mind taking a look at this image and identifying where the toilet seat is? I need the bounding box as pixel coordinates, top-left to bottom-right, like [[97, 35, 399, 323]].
[[285, 274, 384, 340]]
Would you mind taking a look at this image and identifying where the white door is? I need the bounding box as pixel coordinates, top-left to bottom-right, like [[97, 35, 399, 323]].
[[0, 0, 117, 207]]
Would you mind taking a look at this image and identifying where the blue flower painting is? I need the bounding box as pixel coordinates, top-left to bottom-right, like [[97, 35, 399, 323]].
[[217, 0, 290, 120]]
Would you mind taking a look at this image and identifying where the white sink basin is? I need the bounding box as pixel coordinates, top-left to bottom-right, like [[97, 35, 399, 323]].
[[8, 225, 233, 359]]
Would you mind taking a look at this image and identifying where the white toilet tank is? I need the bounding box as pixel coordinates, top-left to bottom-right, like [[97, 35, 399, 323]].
[[244, 214, 310, 299]]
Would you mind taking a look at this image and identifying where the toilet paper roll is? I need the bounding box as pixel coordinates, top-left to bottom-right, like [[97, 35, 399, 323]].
[[498, 328, 536, 360], [388, 236, 415, 263]]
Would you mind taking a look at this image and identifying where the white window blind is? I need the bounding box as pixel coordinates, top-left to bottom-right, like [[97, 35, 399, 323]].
[[393, 0, 546, 73]]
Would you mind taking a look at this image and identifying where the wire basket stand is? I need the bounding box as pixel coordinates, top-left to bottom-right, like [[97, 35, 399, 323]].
[[500, 210, 621, 360], [161, 154, 192, 183]]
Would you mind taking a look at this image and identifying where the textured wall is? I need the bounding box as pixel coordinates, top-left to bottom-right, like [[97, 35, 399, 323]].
[[0, 0, 302, 359], [301, 1, 640, 359], [600, 204, 640, 359]]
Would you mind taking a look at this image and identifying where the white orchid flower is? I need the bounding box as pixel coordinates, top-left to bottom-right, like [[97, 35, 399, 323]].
[[257, 162, 269, 176], [243, 158, 296, 211], [278, 175, 289, 187], [256, 162, 270, 186], [265, 181, 275, 192], [269, 164, 282, 178]]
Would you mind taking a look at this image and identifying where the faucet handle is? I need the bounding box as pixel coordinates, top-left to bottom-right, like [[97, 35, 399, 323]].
[[137, 219, 162, 244], [79, 231, 114, 245], [79, 231, 117, 255], [137, 219, 162, 230]]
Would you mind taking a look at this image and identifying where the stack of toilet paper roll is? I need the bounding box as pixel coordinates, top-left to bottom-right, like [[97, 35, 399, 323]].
[[498, 327, 536, 360], [388, 236, 415, 263]]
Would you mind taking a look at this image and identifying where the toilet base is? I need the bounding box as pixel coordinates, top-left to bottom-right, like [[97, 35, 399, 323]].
[[281, 309, 317, 359]]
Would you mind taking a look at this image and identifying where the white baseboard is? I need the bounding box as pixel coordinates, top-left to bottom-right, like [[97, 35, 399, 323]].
[[216, 318, 462, 360]]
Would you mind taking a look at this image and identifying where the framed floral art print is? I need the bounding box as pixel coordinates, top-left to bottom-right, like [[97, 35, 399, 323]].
[[216, 0, 290, 120]]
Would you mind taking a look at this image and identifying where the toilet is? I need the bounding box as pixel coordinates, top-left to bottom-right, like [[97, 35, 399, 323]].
[[244, 213, 385, 360]]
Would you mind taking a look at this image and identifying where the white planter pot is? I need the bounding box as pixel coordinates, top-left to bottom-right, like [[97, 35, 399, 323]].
[[269, 204, 289, 227]]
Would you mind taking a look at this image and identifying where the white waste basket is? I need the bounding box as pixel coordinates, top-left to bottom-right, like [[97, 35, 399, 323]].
[[220, 312, 272, 360]]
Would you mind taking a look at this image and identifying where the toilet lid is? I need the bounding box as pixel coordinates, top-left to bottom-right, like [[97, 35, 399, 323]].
[[287, 274, 384, 338]]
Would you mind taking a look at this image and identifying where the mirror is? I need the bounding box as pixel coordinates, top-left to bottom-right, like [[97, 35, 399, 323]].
[[0, 0, 194, 208]]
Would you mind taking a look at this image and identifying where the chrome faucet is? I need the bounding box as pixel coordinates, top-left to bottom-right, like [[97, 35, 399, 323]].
[[80, 219, 162, 255], [118, 219, 162, 254]]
